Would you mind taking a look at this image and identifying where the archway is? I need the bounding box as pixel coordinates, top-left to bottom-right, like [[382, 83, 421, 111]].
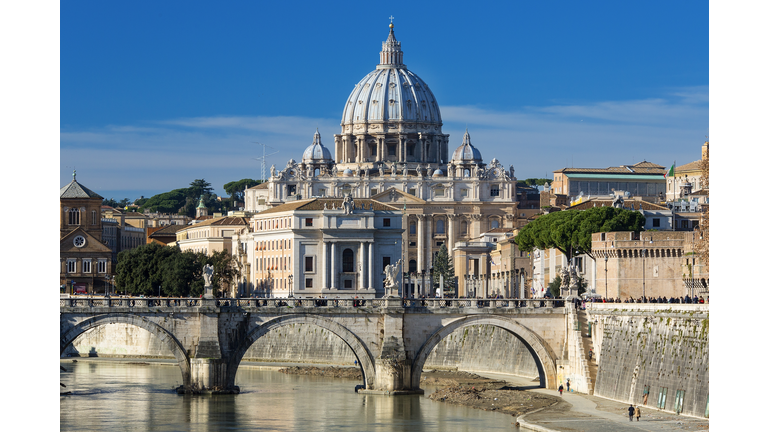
[[410, 316, 558, 390], [226, 314, 376, 390], [60, 313, 191, 388]]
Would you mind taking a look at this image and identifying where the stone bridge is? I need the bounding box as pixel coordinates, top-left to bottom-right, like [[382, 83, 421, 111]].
[[60, 297, 570, 394]]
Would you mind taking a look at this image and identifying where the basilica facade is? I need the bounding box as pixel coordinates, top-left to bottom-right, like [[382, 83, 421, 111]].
[[244, 24, 520, 296]]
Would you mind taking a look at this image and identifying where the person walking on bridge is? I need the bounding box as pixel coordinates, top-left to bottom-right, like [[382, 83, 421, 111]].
[[635, 406, 641, 421], [558, 384, 564, 395], [628, 404, 635, 421]]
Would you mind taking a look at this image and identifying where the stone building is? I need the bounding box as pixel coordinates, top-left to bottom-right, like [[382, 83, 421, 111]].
[[244, 24, 520, 294], [236, 197, 403, 299], [551, 161, 667, 203], [665, 141, 708, 201], [60, 171, 113, 294], [173, 216, 250, 256], [591, 231, 687, 300]]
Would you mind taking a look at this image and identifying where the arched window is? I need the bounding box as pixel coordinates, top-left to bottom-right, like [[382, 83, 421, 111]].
[[409, 259, 417, 273], [464, 169, 471, 177], [410, 222, 416, 235], [342, 248, 354, 272], [491, 219, 500, 229], [460, 221, 468, 236], [435, 219, 445, 234], [68, 208, 80, 225]]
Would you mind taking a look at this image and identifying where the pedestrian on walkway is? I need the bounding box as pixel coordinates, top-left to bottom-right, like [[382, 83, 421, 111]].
[[558, 384, 564, 395], [628, 404, 635, 421], [566, 379, 570, 392], [635, 406, 641, 421]]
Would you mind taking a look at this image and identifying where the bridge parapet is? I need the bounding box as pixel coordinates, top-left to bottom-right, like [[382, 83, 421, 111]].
[[61, 297, 563, 312]]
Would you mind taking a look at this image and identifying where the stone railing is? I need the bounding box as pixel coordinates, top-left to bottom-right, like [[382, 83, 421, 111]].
[[60, 296, 563, 310]]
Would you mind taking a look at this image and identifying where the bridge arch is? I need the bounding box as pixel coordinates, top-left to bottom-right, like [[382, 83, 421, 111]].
[[226, 314, 376, 390], [60, 313, 191, 388], [410, 315, 558, 390]]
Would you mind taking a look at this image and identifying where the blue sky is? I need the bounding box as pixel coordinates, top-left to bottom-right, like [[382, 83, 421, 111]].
[[59, 1, 709, 200]]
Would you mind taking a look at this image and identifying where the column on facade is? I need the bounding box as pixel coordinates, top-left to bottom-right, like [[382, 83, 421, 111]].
[[376, 136, 383, 163], [447, 214, 456, 255], [416, 214, 425, 273], [426, 215, 433, 272], [359, 241, 365, 290], [368, 241, 374, 289], [322, 241, 328, 289], [330, 242, 336, 289]]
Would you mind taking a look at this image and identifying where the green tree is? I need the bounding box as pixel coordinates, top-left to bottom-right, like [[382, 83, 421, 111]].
[[139, 188, 189, 214], [223, 178, 260, 201], [518, 178, 553, 187], [516, 206, 645, 260], [433, 244, 456, 295], [187, 179, 213, 200], [116, 243, 177, 295]]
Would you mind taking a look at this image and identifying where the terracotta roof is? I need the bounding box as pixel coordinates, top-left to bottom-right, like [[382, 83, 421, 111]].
[[178, 216, 249, 232], [553, 161, 665, 175], [486, 228, 515, 233], [255, 198, 399, 216], [148, 224, 188, 237], [675, 160, 703, 173], [567, 198, 667, 211], [248, 182, 269, 190]]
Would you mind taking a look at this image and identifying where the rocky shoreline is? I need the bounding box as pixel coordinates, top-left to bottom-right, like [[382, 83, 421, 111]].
[[279, 366, 558, 417]]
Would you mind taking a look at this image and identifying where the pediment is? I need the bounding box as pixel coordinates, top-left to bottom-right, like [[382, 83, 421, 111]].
[[370, 187, 426, 205], [60, 228, 112, 253]]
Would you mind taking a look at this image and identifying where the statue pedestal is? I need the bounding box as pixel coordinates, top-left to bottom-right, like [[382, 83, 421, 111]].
[[203, 285, 214, 299]]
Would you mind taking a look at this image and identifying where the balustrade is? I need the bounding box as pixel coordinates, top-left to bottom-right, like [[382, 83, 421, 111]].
[[60, 296, 561, 310]]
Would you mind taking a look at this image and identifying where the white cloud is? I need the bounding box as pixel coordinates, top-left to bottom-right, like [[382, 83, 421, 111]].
[[61, 87, 708, 195]]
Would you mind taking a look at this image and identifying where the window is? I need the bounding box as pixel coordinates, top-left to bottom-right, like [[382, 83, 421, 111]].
[[435, 188, 445, 197], [388, 145, 396, 156], [342, 248, 354, 272], [318, 188, 326, 197], [491, 220, 499, 229], [306, 218, 313, 227], [98, 259, 107, 273], [673, 390, 685, 413], [652, 218, 660, 227], [490, 185, 500, 197], [305, 278, 313, 288], [410, 222, 416, 235], [92, 210, 97, 224], [82, 259, 92, 274], [305, 256, 314, 272], [409, 241, 416, 247], [383, 218, 391, 227], [68, 208, 80, 225], [435, 219, 445, 234], [407, 145, 415, 156], [657, 387, 668, 410], [344, 279, 353, 289], [370, 188, 377, 195], [67, 260, 76, 273], [461, 221, 468, 236], [409, 259, 417, 273], [383, 256, 391, 270], [461, 189, 468, 197], [287, 185, 297, 196], [408, 188, 416, 196]]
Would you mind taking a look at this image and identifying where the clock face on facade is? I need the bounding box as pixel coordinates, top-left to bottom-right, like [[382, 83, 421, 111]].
[[73, 235, 86, 248]]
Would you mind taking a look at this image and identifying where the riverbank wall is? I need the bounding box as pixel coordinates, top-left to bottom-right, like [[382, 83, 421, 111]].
[[62, 322, 540, 378], [587, 303, 709, 418]]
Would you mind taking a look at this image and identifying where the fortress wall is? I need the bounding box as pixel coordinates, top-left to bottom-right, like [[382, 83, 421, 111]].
[[588, 305, 709, 418]]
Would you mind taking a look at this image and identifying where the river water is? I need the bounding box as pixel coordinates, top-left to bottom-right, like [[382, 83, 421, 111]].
[[60, 360, 516, 431]]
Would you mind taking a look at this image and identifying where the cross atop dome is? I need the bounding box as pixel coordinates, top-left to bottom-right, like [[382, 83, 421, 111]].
[[380, 21, 404, 67]]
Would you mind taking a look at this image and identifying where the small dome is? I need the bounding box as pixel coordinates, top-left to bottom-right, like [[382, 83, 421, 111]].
[[302, 129, 333, 164], [451, 129, 482, 163], [343, 168, 354, 177], [432, 168, 444, 177]]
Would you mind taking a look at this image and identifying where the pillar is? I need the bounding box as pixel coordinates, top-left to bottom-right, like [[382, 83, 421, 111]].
[[330, 242, 336, 289], [368, 241, 374, 290], [447, 214, 455, 255], [322, 241, 328, 289], [417, 215, 424, 273], [359, 241, 365, 290]]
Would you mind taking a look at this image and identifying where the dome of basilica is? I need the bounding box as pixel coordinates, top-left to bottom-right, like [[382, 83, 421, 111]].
[[302, 129, 333, 164], [451, 129, 483, 163], [341, 24, 442, 129]]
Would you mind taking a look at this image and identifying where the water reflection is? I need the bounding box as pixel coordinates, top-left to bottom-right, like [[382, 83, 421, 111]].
[[61, 361, 512, 432]]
